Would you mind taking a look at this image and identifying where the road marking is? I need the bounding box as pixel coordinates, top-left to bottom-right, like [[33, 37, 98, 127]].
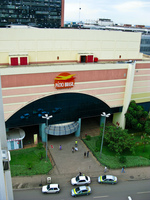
[[93, 196, 109, 198], [137, 191, 150, 194]]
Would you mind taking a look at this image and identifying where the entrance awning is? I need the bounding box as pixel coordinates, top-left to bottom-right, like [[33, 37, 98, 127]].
[[7, 128, 25, 141], [45, 121, 79, 136]]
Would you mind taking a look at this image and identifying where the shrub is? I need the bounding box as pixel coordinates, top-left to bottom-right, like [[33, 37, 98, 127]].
[[95, 139, 100, 151], [86, 135, 91, 141], [38, 151, 45, 160], [37, 142, 43, 149], [119, 155, 127, 164], [26, 162, 33, 169], [95, 147, 99, 152]]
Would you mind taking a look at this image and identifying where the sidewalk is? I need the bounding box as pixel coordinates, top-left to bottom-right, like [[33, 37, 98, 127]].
[[12, 134, 150, 190]]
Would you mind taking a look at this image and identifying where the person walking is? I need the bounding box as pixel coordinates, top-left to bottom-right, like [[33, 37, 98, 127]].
[[72, 147, 75, 153], [104, 166, 107, 173], [84, 152, 86, 158], [121, 166, 125, 173], [59, 145, 62, 150], [87, 151, 89, 157], [75, 140, 78, 147], [79, 172, 82, 176]]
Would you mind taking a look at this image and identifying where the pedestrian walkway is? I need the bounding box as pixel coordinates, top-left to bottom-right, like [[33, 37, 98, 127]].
[[47, 134, 102, 175], [12, 118, 150, 190]]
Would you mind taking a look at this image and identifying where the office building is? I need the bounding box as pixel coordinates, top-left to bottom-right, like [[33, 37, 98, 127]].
[[140, 34, 150, 55], [0, 0, 64, 28]]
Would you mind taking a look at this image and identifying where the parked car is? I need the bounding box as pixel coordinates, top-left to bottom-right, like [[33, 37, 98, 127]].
[[71, 186, 91, 197], [71, 175, 91, 186], [98, 175, 117, 184], [42, 184, 60, 194]]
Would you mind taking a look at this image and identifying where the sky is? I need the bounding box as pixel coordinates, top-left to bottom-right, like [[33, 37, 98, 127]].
[[64, 0, 150, 26]]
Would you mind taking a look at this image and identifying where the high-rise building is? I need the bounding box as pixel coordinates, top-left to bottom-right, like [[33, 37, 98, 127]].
[[0, 0, 64, 28], [140, 35, 150, 56]]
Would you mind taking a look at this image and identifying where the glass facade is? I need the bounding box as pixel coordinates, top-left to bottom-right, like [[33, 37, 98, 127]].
[[140, 35, 150, 55], [6, 92, 122, 129], [0, 0, 62, 28]]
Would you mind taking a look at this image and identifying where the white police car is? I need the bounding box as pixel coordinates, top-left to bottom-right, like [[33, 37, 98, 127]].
[[71, 186, 91, 197]]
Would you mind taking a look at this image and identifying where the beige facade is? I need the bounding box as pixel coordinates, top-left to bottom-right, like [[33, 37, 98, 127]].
[[0, 28, 143, 65], [0, 28, 149, 130]]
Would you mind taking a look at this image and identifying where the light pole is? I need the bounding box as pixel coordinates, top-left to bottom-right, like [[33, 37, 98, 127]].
[[100, 112, 110, 158], [42, 114, 53, 161]]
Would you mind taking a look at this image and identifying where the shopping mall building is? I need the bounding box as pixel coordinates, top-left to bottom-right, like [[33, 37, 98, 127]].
[[0, 28, 150, 149]]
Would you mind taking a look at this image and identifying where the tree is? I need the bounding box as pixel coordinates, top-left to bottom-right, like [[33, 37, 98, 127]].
[[145, 120, 150, 135], [125, 100, 148, 131], [103, 126, 135, 155]]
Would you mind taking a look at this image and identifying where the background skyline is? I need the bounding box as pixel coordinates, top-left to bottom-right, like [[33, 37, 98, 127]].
[[64, 0, 150, 26]]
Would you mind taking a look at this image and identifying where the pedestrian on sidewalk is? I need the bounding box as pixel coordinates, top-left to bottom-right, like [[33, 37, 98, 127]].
[[104, 166, 107, 173], [121, 166, 125, 173], [59, 145, 62, 150], [84, 152, 86, 158], [72, 147, 75, 153], [75, 140, 78, 147], [87, 151, 89, 157], [75, 147, 78, 151]]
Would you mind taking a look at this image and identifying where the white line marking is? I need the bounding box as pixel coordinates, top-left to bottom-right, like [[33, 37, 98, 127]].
[[137, 191, 150, 194], [93, 196, 109, 198]]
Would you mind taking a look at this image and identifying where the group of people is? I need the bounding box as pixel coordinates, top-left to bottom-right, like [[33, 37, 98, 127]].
[[104, 166, 125, 173], [60, 141, 90, 158], [72, 140, 78, 153], [84, 151, 89, 158], [78, 172, 85, 176], [72, 146, 78, 153]]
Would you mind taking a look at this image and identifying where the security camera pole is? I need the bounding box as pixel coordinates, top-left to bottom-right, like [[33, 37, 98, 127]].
[[42, 114, 53, 161], [100, 112, 110, 158]]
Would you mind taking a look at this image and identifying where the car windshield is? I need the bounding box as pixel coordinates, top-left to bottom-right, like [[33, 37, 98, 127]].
[[47, 185, 50, 190], [75, 187, 80, 192], [102, 175, 106, 180], [76, 176, 79, 181]]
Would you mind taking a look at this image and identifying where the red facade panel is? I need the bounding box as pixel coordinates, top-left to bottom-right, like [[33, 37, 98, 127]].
[[87, 55, 93, 63], [11, 57, 18, 66], [20, 57, 28, 65]]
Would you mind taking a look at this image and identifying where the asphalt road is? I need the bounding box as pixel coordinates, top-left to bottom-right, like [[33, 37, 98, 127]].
[[14, 179, 150, 200]]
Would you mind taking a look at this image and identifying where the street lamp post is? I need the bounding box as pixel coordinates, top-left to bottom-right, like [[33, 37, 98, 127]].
[[100, 112, 110, 158], [42, 114, 53, 161]]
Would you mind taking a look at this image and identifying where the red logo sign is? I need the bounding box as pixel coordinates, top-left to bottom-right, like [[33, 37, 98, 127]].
[[54, 72, 76, 89]]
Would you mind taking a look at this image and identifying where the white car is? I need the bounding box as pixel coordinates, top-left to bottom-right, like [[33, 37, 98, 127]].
[[71, 175, 91, 186], [98, 175, 117, 184], [42, 184, 60, 194], [71, 186, 91, 197]]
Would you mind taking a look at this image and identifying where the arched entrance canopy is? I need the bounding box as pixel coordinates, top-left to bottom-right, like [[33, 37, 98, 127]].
[[6, 93, 122, 129], [46, 121, 79, 136]]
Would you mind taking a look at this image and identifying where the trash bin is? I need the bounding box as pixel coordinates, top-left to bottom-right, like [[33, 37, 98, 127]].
[[47, 177, 51, 184]]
